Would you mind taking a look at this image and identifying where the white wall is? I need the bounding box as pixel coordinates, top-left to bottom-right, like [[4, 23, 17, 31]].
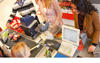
[[0, 0, 16, 29], [93, 4, 100, 24]]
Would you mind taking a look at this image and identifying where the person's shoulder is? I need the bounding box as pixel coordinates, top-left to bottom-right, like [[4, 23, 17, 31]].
[[85, 10, 98, 19], [90, 10, 98, 16], [90, 10, 99, 22]]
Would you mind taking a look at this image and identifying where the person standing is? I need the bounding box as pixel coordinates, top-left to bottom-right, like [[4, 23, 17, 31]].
[[36, 0, 63, 34]]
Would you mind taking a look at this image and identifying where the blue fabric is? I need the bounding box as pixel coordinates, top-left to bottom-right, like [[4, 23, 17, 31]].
[[54, 53, 68, 58], [80, 32, 87, 45], [41, 22, 49, 32], [20, 15, 38, 37], [17, 0, 25, 6], [21, 15, 35, 26]]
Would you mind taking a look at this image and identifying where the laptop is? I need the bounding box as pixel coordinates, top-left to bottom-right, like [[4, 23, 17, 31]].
[[58, 25, 80, 57]]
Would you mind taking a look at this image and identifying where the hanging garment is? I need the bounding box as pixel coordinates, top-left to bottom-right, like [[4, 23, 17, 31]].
[[20, 16, 39, 37]]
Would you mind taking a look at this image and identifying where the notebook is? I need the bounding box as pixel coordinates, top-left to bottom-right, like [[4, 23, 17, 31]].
[[58, 25, 80, 57]]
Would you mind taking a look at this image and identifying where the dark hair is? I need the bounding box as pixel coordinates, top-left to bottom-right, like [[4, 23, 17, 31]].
[[72, 0, 98, 14]]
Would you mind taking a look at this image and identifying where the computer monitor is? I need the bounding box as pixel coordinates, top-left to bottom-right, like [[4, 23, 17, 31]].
[[62, 25, 80, 46]]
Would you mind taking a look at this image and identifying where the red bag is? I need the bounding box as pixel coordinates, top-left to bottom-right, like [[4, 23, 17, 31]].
[[77, 40, 84, 51], [10, 16, 24, 33]]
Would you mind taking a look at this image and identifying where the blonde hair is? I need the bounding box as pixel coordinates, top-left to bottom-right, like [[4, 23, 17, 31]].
[[11, 42, 30, 57], [41, 0, 52, 8]]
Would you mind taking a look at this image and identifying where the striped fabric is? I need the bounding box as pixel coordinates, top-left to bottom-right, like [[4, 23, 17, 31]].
[[7, 0, 36, 33], [13, 0, 35, 16]]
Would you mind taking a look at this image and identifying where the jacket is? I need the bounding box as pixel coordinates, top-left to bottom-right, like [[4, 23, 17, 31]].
[[73, 11, 100, 44]]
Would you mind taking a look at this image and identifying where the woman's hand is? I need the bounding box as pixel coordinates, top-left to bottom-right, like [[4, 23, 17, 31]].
[[59, 20, 64, 26], [88, 45, 96, 53], [0, 44, 11, 56], [36, 8, 47, 22]]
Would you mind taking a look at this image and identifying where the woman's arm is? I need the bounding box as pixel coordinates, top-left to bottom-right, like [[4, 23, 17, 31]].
[[36, 0, 47, 21], [53, 0, 63, 26], [0, 44, 11, 57], [92, 11, 100, 44]]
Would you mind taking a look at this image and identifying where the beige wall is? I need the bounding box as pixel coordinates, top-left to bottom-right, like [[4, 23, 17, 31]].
[[0, 0, 16, 29]]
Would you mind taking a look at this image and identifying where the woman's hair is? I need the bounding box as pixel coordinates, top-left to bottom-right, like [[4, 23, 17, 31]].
[[41, 0, 52, 8], [71, 0, 98, 14], [11, 42, 30, 57]]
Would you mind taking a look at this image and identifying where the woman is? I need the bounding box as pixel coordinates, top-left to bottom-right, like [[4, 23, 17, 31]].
[[0, 42, 30, 57], [11, 42, 30, 57], [71, 0, 100, 53], [37, 0, 63, 34]]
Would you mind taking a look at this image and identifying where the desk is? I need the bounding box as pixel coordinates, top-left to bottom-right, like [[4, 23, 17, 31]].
[[6, 29, 99, 58], [5, 29, 47, 57], [5, 29, 61, 57]]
